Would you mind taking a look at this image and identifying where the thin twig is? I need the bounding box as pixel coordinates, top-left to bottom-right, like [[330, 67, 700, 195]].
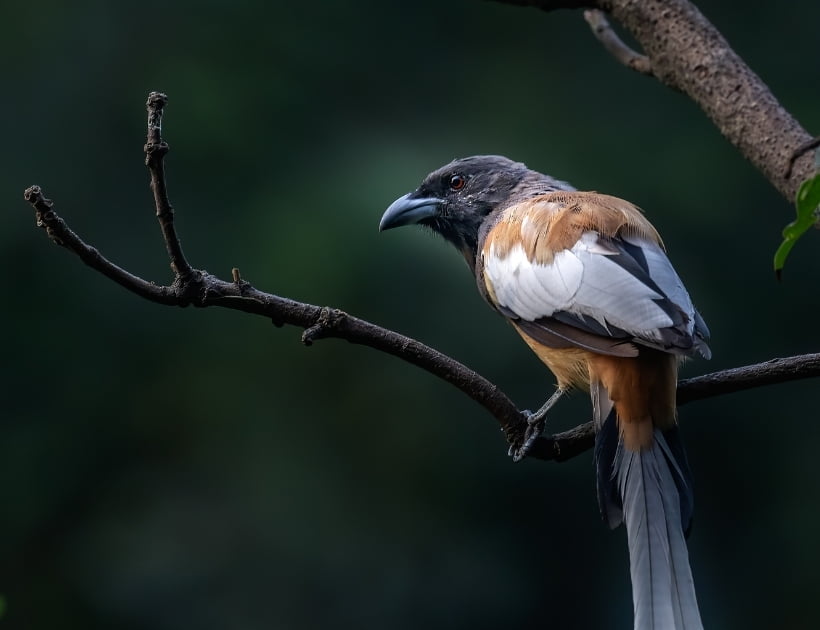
[[583, 9, 652, 76], [144, 92, 194, 280], [677, 354, 820, 404], [23, 186, 179, 305]]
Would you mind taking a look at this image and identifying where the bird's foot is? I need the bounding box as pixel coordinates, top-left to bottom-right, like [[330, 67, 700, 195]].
[[508, 410, 547, 462]]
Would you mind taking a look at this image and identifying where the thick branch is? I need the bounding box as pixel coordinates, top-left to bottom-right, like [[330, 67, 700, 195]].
[[494, 0, 815, 200]]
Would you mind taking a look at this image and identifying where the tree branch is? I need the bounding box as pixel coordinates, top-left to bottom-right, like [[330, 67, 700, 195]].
[[533, 353, 820, 461], [145, 91, 194, 280], [582, 10, 652, 76], [22, 92, 820, 463], [493, 0, 815, 201]]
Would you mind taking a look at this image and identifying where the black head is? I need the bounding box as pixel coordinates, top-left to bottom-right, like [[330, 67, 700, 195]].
[[379, 155, 566, 264]]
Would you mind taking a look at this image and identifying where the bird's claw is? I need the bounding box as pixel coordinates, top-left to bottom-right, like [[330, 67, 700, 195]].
[[507, 410, 547, 462]]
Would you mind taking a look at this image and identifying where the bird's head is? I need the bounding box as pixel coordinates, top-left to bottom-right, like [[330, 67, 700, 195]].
[[379, 155, 568, 266]]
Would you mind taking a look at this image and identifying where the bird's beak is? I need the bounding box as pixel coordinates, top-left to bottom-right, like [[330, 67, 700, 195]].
[[379, 193, 442, 231]]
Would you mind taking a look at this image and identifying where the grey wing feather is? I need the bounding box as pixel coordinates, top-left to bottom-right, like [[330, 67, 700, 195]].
[[616, 432, 703, 629], [514, 316, 639, 357]]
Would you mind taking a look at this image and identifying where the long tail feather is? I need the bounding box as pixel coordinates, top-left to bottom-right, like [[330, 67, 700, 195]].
[[596, 410, 702, 630]]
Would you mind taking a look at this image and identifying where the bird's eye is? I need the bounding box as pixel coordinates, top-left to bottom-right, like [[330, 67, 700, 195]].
[[449, 174, 466, 191]]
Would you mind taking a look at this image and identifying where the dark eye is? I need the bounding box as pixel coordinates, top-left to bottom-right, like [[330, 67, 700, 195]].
[[449, 174, 466, 191]]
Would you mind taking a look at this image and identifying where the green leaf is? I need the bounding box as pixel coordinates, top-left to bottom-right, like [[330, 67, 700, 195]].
[[774, 172, 820, 277], [797, 171, 820, 213]]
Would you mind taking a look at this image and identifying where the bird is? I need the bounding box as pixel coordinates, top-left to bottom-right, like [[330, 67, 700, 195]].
[[379, 155, 710, 630]]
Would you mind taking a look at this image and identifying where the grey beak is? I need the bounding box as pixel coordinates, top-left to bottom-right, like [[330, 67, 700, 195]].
[[379, 193, 442, 231]]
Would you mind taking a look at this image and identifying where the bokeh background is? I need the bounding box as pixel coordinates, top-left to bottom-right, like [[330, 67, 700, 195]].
[[2, 1, 819, 628]]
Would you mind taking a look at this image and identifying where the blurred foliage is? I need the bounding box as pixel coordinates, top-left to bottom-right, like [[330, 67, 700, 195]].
[[2, 1, 820, 629]]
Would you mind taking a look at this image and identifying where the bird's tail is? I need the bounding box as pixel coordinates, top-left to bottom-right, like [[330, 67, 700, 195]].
[[595, 410, 703, 630]]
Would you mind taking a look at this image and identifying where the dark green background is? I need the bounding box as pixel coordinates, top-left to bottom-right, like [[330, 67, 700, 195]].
[[3, 1, 818, 628]]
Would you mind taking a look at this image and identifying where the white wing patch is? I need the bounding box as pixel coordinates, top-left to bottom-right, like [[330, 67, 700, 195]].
[[485, 231, 684, 341]]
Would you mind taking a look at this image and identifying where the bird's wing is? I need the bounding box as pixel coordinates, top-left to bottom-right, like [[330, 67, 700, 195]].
[[480, 192, 710, 358]]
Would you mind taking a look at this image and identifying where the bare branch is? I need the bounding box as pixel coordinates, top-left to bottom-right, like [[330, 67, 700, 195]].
[[583, 10, 652, 76], [493, 0, 815, 200], [531, 353, 820, 461], [24, 180, 528, 435], [23, 185, 180, 305], [22, 91, 820, 464], [678, 354, 820, 404], [145, 91, 194, 280], [24, 92, 530, 447]]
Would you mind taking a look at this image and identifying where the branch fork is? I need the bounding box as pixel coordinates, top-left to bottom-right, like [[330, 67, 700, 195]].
[[302, 307, 347, 346], [583, 10, 652, 76]]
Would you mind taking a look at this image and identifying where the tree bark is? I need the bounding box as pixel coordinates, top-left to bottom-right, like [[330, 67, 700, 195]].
[[495, 0, 815, 200]]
